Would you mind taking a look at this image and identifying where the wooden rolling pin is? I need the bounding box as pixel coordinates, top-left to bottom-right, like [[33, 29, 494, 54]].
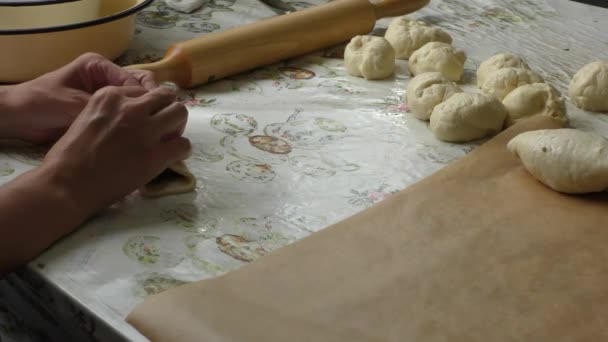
[[128, 0, 429, 88]]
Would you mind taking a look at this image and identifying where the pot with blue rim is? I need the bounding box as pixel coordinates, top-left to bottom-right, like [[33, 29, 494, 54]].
[[0, 0, 154, 83]]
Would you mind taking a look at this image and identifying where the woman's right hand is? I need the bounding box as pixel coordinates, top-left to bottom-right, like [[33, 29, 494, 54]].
[[40, 85, 190, 216]]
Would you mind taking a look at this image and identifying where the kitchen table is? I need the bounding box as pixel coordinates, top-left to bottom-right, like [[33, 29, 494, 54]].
[[1, 0, 607, 340]]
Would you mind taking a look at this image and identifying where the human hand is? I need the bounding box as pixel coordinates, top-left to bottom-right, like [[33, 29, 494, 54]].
[[40, 85, 190, 215], [2, 52, 157, 144]]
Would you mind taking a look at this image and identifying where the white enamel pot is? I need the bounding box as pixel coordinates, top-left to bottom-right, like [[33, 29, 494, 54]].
[[0, 0, 153, 83]]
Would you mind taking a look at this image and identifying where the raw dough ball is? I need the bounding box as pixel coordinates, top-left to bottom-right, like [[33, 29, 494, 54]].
[[508, 129, 608, 194], [503, 83, 568, 127], [384, 17, 452, 60], [344, 35, 395, 80], [568, 61, 608, 112], [405, 72, 462, 120], [430, 92, 507, 142], [477, 53, 530, 87], [164, 0, 205, 13], [480, 67, 544, 101], [408, 42, 466, 82]]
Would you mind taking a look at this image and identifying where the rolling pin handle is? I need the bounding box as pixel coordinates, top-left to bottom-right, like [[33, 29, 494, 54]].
[[126, 47, 192, 88], [371, 0, 430, 19]]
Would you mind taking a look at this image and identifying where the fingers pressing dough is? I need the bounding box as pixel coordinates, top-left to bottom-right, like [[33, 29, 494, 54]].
[[141, 161, 196, 198]]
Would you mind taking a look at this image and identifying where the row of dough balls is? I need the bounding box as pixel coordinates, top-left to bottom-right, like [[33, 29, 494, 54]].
[[342, 16, 608, 169], [344, 17, 466, 81], [344, 15, 608, 114], [507, 61, 608, 194], [406, 52, 572, 143], [480, 57, 608, 113], [477, 53, 571, 128], [406, 56, 608, 135]]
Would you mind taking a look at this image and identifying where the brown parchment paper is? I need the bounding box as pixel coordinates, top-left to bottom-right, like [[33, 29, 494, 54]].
[[127, 116, 608, 342]]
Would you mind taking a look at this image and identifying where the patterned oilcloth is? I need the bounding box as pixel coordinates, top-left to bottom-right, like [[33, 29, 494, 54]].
[[0, 0, 607, 340]]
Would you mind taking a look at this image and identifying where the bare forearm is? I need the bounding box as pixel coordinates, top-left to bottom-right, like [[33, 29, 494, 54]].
[[0, 85, 21, 140], [0, 166, 89, 276], [1, 86, 86, 273]]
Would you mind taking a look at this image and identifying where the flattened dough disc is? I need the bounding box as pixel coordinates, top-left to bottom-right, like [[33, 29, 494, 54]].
[[140, 161, 196, 198]]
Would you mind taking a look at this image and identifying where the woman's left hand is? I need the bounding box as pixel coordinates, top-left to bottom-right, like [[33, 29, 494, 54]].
[[0, 52, 157, 144]]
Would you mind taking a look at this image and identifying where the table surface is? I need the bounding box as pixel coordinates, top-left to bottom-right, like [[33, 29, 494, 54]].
[[1, 0, 607, 340]]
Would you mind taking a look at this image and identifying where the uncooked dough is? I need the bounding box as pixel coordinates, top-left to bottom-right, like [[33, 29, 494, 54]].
[[430, 92, 507, 142], [344, 35, 395, 80], [503, 83, 568, 127], [568, 60, 608, 112], [476, 53, 530, 87], [508, 129, 608, 194], [164, 0, 204, 13], [408, 42, 466, 82], [384, 17, 452, 60], [480, 67, 544, 101], [141, 161, 196, 198], [405, 72, 462, 121]]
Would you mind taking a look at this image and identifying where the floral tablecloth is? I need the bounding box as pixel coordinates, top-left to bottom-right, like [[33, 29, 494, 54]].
[[1, 0, 607, 340]]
